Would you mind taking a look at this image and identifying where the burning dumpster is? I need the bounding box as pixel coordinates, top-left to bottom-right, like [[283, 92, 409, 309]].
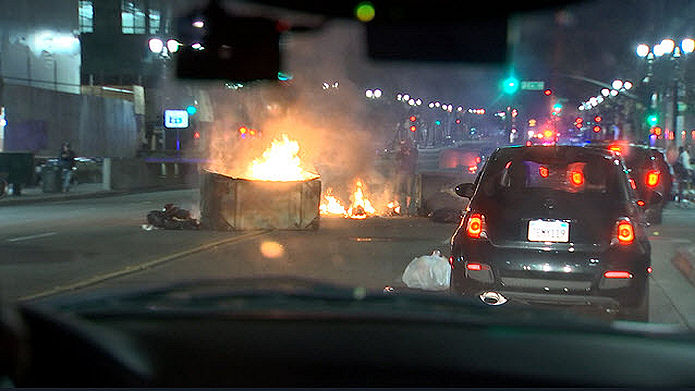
[[200, 134, 321, 231], [200, 171, 321, 230]]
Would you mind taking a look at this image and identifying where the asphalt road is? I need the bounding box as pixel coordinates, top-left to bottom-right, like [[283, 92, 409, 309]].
[[1, 189, 695, 328]]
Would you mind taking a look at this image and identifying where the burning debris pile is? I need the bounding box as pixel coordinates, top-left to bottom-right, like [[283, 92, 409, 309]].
[[319, 180, 401, 219]]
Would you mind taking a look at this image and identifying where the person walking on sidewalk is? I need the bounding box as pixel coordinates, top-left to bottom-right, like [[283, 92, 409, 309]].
[[58, 142, 76, 193], [395, 138, 418, 215]]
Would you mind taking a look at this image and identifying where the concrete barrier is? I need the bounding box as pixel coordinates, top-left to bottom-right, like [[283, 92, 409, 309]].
[[103, 158, 199, 191]]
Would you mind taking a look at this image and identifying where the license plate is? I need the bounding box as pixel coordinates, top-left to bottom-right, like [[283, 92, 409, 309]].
[[528, 219, 570, 242]]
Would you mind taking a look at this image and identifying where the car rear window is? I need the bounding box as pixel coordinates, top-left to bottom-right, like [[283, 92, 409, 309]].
[[479, 149, 624, 197]]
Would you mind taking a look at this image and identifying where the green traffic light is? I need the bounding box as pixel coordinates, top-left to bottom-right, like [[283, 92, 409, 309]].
[[435, 120, 441, 125], [502, 77, 520, 94], [553, 102, 563, 110], [647, 114, 658, 126], [186, 105, 197, 115]]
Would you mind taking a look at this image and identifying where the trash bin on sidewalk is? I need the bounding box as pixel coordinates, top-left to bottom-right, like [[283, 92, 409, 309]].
[[41, 164, 62, 193]]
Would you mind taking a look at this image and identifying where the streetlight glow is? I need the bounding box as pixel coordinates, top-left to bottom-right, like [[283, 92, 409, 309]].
[[192, 20, 204, 28], [682, 38, 695, 54], [428, 102, 434, 108], [457, 106, 463, 112], [611, 80, 623, 90], [148, 38, 164, 53], [396, 94, 402, 100], [402, 94, 410, 101], [636, 43, 650, 58], [578, 105, 584, 111], [610, 89, 618, 96], [373, 89, 382, 98], [653, 43, 665, 57], [408, 98, 415, 105], [365, 89, 373, 98], [623, 81, 633, 90], [416, 98, 422, 105], [166, 39, 181, 53], [661, 39, 675, 54], [434, 101, 440, 107], [601, 88, 610, 97], [597, 96, 604, 103]]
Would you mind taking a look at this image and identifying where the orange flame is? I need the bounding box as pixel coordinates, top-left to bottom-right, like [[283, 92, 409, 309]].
[[243, 134, 319, 181], [386, 200, 401, 215], [347, 180, 376, 219], [320, 188, 348, 216]]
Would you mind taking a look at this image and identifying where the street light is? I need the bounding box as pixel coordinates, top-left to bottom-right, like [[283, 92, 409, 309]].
[[148, 38, 164, 53], [396, 93, 402, 100], [636, 44, 650, 58], [601, 88, 610, 97], [415, 98, 421, 105], [428, 102, 434, 108], [682, 38, 695, 54], [402, 94, 410, 101], [373, 89, 382, 98], [611, 80, 623, 90], [623, 81, 633, 90], [660, 39, 675, 54], [653, 43, 665, 57], [434, 101, 440, 107], [610, 89, 618, 97], [365, 89, 373, 98], [166, 39, 181, 53]]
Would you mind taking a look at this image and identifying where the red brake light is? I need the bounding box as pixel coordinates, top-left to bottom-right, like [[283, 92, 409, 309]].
[[466, 213, 484, 238], [604, 271, 633, 279], [617, 220, 635, 245], [646, 170, 660, 187], [539, 166, 549, 178], [570, 171, 584, 186], [637, 200, 645, 206], [475, 156, 481, 164], [466, 262, 490, 271], [608, 145, 621, 152], [629, 178, 637, 190]]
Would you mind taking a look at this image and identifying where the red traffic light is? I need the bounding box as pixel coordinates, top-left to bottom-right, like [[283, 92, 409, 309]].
[[575, 123, 582, 129], [409, 116, 417, 122], [543, 89, 552, 96], [455, 119, 461, 124], [193, 131, 200, 139], [409, 125, 417, 132], [593, 125, 601, 133], [594, 116, 602, 123], [576, 117, 583, 123]]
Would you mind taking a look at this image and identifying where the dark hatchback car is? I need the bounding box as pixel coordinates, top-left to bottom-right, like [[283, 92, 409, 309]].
[[586, 142, 671, 224], [450, 146, 651, 320]]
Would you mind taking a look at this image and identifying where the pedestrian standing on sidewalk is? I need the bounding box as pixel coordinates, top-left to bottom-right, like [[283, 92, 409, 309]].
[[58, 142, 76, 193]]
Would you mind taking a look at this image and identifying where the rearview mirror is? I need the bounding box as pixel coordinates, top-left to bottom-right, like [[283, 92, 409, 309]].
[[455, 183, 475, 198]]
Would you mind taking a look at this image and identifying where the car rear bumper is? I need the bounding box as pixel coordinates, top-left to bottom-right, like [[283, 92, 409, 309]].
[[450, 240, 650, 309]]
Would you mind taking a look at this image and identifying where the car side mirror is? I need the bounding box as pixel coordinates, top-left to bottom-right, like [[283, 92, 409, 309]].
[[455, 183, 475, 198], [650, 192, 663, 205]]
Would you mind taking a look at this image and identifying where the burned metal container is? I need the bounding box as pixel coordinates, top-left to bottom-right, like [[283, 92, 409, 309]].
[[200, 170, 321, 231]]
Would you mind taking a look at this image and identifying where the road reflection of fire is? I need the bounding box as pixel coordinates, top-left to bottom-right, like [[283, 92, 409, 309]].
[[242, 134, 319, 181]]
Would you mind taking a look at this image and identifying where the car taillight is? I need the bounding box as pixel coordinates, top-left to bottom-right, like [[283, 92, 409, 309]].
[[616, 219, 635, 245], [466, 213, 484, 238], [629, 178, 637, 190], [539, 166, 549, 178], [466, 262, 490, 271], [646, 170, 660, 187], [604, 271, 633, 279], [636, 200, 645, 206], [570, 171, 584, 186]]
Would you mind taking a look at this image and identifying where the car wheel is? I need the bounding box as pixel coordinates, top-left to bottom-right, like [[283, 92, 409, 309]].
[[618, 283, 649, 322]]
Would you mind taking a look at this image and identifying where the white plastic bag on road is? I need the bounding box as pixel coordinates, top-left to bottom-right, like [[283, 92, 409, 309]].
[[401, 250, 451, 291]]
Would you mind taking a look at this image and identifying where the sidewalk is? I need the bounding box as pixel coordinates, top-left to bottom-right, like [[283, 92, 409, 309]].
[[0, 183, 122, 206]]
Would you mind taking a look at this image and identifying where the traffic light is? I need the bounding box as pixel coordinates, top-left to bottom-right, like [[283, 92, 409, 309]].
[[574, 117, 583, 129], [455, 119, 461, 124], [594, 115, 602, 123], [435, 120, 441, 125], [409, 125, 417, 132], [543, 89, 552, 96], [647, 113, 658, 126], [593, 125, 601, 133], [651, 126, 663, 136], [186, 105, 197, 116], [511, 108, 518, 118], [409, 115, 417, 122], [501, 76, 519, 94], [193, 131, 201, 139]]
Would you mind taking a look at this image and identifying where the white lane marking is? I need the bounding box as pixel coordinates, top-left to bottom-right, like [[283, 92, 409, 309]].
[[7, 232, 57, 242]]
